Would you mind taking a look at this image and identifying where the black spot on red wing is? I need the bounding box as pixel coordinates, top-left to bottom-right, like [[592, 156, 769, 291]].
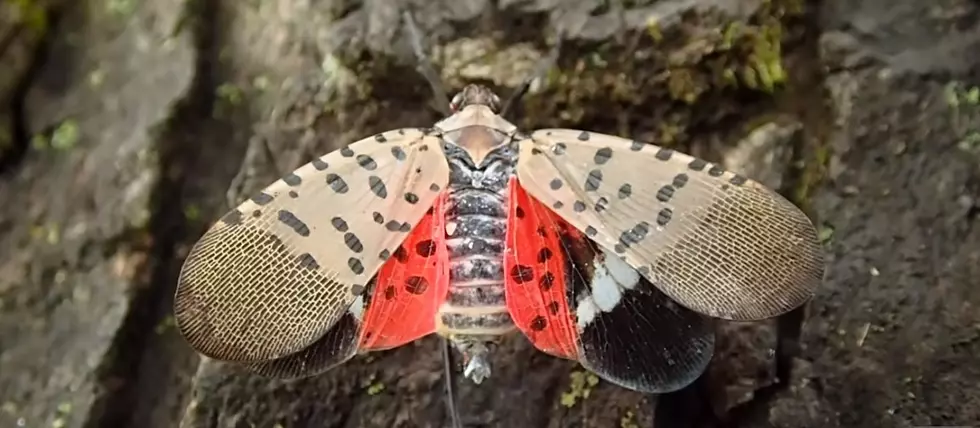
[[547, 301, 560, 315], [393, 246, 409, 263], [539, 271, 555, 290], [537, 247, 554, 263], [415, 239, 437, 257], [536, 226, 547, 237], [516, 207, 525, 218], [530, 316, 548, 331], [405, 276, 429, 294], [510, 265, 535, 284], [384, 286, 396, 299]]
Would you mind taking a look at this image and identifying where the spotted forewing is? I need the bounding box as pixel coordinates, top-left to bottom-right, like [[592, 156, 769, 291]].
[[175, 128, 449, 366], [515, 129, 824, 321]]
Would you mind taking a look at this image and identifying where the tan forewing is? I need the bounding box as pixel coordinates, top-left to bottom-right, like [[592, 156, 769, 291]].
[[515, 129, 824, 321], [175, 128, 450, 362]]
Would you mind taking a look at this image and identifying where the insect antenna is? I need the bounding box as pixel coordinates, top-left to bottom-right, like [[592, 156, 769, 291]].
[[441, 337, 463, 428], [402, 11, 453, 117], [498, 26, 564, 119]]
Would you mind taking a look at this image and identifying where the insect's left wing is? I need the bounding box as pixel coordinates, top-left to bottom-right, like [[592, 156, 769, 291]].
[[175, 128, 450, 379], [514, 129, 825, 321]]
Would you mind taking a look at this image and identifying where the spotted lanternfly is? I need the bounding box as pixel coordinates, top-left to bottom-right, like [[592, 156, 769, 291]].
[[174, 83, 825, 395]]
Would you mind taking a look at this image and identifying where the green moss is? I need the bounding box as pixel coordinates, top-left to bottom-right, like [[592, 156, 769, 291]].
[[560, 370, 600, 408], [792, 143, 830, 212], [620, 409, 639, 428], [8, 0, 48, 33], [32, 119, 81, 151]]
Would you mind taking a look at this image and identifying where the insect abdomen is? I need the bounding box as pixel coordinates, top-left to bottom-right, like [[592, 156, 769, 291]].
[[438, 152, 515, 337]]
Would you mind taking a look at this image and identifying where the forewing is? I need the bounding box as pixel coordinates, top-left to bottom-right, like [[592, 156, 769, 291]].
[[506, 180, 714, 393], [175, 128, 450, 363], [515, 129, 824, 321]]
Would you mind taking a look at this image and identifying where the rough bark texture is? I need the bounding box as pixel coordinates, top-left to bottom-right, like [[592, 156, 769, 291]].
[[0, 0, 977, 427]]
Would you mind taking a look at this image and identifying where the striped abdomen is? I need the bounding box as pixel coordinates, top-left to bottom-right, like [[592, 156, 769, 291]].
[[437, 142, 515, 341]]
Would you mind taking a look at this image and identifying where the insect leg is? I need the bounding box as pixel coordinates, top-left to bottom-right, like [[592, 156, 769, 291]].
[[402, 11, 452, 116], [499, 25, 564, 119], [442, 337, 463, 428]]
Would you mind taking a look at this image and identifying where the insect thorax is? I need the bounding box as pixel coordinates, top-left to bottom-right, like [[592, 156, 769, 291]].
[[438, 126, 517, 383]]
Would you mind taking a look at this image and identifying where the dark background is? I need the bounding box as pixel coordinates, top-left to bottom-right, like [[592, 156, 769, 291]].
[[1, 0, 978, 427]]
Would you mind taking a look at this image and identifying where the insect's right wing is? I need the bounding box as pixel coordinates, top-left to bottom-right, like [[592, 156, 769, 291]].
[[175, 128, 450, 371]]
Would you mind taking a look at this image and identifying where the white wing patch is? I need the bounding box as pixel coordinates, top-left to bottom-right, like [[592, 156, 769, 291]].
[[175, 128, 450, 363], [517, 129, 824, 321], [576, 247, 641, 328]]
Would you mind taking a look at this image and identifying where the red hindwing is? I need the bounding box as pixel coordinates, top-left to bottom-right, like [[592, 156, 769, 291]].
[[358, 193, 450, 350], [503, 177, 579, 359]]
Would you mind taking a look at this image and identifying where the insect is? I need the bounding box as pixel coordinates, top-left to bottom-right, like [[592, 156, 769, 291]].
[[174, 80, 825, 395]]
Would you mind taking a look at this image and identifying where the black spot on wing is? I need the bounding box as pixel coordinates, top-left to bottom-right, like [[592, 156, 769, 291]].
[[585, 169, 603, 191], [278, 210, 310, 237], [326, 174, 349, 193], [221, 209, 243, 226], [251, 192, 274, 205], [369, 176, 388, 199], [311, 158, 329, 170]]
